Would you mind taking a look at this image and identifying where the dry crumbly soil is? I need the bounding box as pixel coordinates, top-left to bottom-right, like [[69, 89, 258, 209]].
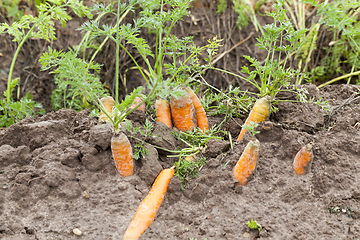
[[0, 84, 359, 240]]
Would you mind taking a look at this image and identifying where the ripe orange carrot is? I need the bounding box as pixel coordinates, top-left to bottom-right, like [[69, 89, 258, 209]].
[[237, 97, 270, 141], [233, 138, 260, 185], [129, 96, 145, 112], [184, 86, 209, 132], [99, 96, 115, 122], [293, 143, 313, 175], [122, 168, 175, 240], [155, 99, 172, 128], [111, 132, 133, 177], [170, 89, 196, 132]]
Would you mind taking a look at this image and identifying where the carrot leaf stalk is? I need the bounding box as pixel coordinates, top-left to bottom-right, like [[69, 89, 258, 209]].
[[129, 96, 146, 112], [170, 89, 196, 132], [122, 167, 175, 240], [155, 99, 172, 128], [185, 86, 209, 132], [237, 97, 270, 141], [111, 132, 134, 177], [233, 138, 260, 185], [293, 143, 313, 175]]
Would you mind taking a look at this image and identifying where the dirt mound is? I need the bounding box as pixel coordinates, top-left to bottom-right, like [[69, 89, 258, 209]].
[[0, 85, 359, 239]]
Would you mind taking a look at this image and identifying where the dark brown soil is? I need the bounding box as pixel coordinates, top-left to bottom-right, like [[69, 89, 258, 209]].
[[0, 84, 359, 240]]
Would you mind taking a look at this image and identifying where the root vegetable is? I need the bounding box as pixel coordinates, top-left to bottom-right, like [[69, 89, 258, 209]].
[[130, 97, 145, 112], [293, 144, 313, 175], [111, 132, 133, 177], [170, 89, 196, 132], [155, 99, 172, 128], [185, 86, 209, 132], [122, 168, 175, 240], [233, 138, 260, 185], [99, 96, 115, 122], [237, 97, 270, 141]]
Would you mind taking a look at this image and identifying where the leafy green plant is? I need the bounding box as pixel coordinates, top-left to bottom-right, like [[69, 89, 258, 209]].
[[247, 219, 262, 232], [0, 0, 92, 127], [303, 0, 360, 87], [217, 0, 263, 34], [125, 119, 153, 160], [212, 0, 307, 99], [76, 0, 221, 134], [39, 48, 108, 111], [175, 155, 207, 190], [201, 85, 254, 118], [0, 79, 45, 127]]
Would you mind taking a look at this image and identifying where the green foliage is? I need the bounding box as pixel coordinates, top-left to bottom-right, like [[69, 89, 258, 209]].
[[244, 0, 306, 98], [0, 81, 45, 127], [0, 0, 93, 127], [125, 119, 154, 160], [0, 0, 24, 21], [78, 0, 222, 103], [242, 121, 259, 139], [174, 156, 207, 190], [247, 219, 262, 232], [39, 48, 108, 111], [304, 0, 360, 84], [201, 85, 254, 118]]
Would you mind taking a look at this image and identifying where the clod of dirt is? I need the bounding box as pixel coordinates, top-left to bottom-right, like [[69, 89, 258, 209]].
[[126, 109, 146, 124], [148, 121, 177, 154], [138, 143, 163, 185], [274, 102, 324, 132], [89, 123, 113, 151], [0, 145, 31, 167], [204, 138, 230, 158], [255, 121, 283, 142]]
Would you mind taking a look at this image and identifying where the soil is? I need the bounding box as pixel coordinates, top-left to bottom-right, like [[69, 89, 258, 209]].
[[0, 84, 359, 240], [1, 1, 360, 240]]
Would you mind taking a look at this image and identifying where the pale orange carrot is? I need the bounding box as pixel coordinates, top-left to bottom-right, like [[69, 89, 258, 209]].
[[237, 97, 270, 141], [99, 96, 115, 122], [122, 168, 175, 240], [129, 97, 146, 112], [184, 86, 209, 132], [111, 132, 133, 177], [170, 89, 196, 132], [293, 143, 313, 175], [233, 138, 260, 185], [155, 99, 172, 128]]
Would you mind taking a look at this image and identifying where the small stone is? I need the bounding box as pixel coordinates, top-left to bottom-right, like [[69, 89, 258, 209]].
[[73, 228, 82, 235], [243, 232, 250, 238], [82, 191, 90, 199]]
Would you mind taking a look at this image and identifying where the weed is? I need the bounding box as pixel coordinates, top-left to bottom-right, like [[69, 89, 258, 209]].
[[247, 219, 262, 232]]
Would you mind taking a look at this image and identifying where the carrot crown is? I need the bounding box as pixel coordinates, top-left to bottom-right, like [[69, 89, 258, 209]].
[[170, 89, 189, 100]]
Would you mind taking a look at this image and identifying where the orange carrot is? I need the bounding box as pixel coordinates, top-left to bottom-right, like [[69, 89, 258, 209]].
[[293, 143, 313, 175], [185, 86, 209, 132], [233, 138, 260, 185], [170, 89, 196, 132], [122, 168, 175, 240], [237, 97, 270, 141], [111, 132, 133, 177], [129, 97, 146, 112], [99, 96, 115, 122], [155, 99, 172, 128]]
